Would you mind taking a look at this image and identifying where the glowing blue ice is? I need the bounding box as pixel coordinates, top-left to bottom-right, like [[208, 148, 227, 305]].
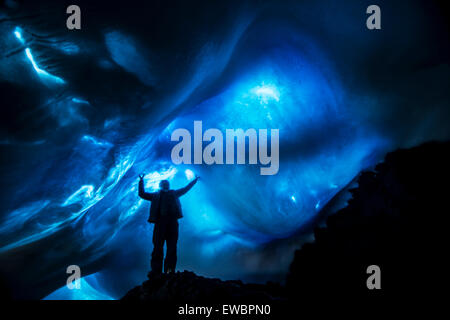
[[13, 26, 25, 44], [43, 273, 115, 300], [185, 169, 195, 180], [315, 201, 321, 210], [3, 27, 390, 298], [72, 97, 90, 105], [153, 47, 387, 244], [62, 185, 95, 207], [0, 200, 50, 235], [81, 135, 112, 148], [251, 84, 280, 103], [24, 48, 65, 84], [143, 167, 178, 191]]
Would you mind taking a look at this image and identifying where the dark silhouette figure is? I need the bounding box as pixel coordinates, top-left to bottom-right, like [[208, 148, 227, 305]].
[[138, 174, 199, 274]]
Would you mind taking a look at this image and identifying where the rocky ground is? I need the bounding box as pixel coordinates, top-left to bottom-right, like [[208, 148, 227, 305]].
[[122, 270, 285, 302]]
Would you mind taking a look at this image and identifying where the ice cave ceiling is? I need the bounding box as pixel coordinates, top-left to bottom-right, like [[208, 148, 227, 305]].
[[0, 0, 449, 299]]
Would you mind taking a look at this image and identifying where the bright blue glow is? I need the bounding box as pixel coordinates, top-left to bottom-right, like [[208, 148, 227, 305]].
[[157, 48, 387, 244], [251, 84, 280, 104], [72, 97, 90, 105], [62, 185, 95, 207], [13, 27, 25, 44], [13, 26, 67, 85], [315, 201, 321, 210], [43, 273, 115, 300], [24, 48, 65, 84], [185, 169, 195, 180], [81, 135, 113, 148], [4, 32, 391, 299]]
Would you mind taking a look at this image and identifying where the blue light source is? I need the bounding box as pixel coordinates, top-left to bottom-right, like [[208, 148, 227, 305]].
[[251, 84, 280, 104]]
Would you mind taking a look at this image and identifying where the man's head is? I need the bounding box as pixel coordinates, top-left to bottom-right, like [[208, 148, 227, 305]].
[[159, 180, 170, 191]]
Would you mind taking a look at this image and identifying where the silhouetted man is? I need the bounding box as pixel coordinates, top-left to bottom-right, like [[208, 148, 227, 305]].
[[138, 174, 199, 274]]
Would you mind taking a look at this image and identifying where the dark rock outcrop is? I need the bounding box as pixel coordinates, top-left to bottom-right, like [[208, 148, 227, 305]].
[[287, 140, 449, 298], [122, 271, 285, 302]]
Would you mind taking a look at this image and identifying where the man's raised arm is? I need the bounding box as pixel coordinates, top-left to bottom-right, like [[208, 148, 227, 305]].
[[138, 174, 156, 201], [174, 177, 199, 197]]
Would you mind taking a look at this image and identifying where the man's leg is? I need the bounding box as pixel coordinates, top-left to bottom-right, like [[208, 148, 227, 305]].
[[164, 220, 179, 273], [151, 222, 165, 273]]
